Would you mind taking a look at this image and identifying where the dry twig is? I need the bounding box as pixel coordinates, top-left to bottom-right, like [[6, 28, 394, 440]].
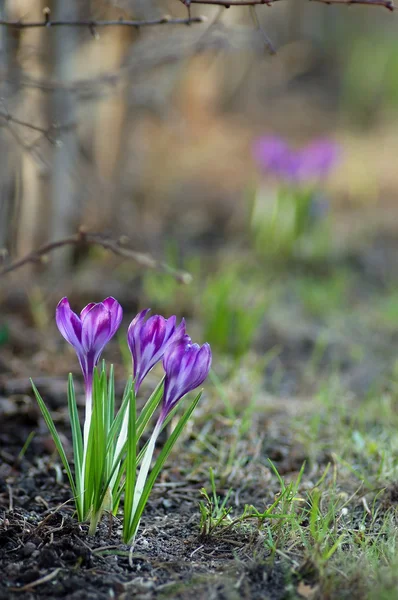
[[0, 107, 75, 144], [180, 0, 394, 10], [0, 230, 192, 284], [0, 15, 206, 33], [10, 569, 62, 593]]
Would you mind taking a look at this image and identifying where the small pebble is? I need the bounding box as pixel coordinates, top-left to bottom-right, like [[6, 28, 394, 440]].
[[22, 541, 37, 556]]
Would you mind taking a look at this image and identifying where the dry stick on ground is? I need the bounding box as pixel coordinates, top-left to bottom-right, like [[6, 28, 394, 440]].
[[0, 231, 192, 284], [180, 0, 394, 10]]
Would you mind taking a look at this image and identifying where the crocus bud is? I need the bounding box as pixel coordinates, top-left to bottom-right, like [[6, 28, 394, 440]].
[[56, 296, 123, 397], [161, 336, 212, 422], [127, 309, 186, 394]]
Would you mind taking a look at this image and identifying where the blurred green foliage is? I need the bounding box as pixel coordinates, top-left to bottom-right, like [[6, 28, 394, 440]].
[[373, 288, 398, 327], [0, 323, 8, 346], [341, 35, 398, 124], [142, 245, 268, 359], [294, 271, 350, 317], [249, 186, 330, 262], [142, 242, 201, 315], [201, 265, 268, 359]]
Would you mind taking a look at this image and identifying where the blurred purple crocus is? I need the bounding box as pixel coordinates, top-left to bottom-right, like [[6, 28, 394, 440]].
[[159, 336, 212, 423], [253, 135, 340, 184], [56, 297, 123, 441], [127, 309, 186, 394]]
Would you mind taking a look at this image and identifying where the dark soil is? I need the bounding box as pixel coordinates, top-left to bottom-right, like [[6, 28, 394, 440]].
[[0, 406, 293, 600]]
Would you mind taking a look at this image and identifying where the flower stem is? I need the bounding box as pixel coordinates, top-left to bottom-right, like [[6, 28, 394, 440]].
[[81, 389, 92, 515], [128, 420, 161, 534], [110, 410, 128, 490]]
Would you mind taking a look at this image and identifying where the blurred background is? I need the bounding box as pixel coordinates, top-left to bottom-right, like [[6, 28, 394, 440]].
[[0, 0, 397, 399]]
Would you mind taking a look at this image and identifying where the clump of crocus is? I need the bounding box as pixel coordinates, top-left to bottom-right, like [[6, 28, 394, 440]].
[[251, 135, 341, 258], [32, 300, 211, 542]]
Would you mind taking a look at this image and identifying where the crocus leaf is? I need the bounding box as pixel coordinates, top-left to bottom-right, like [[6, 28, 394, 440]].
[[31, 379, 81, 518], [123, 391, 202, 544]]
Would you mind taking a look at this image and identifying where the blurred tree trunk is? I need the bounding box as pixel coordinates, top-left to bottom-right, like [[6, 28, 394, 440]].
[[0, 0, 17, 252], [17, 0, 50, 260], [50, 0, 80, 271], [89, 25, 133, 232]]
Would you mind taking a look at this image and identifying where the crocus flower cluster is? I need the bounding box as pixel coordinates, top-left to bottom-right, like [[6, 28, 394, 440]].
[[252, 135, 340, 184], [56, 298, 211, 430], [33, 297, 211, 542]]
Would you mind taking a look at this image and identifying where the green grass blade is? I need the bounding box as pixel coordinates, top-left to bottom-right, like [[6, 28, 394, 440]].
[[136, 378, 165, 440], [107, 365, 115, 436], [268, 459, 286, 492], [113, 396, 183, 514], [106, 377, 133, 455], [31, 379, 81, 518]]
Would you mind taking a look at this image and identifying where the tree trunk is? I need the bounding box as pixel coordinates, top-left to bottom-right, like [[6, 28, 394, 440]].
[[50, 0, 80, 272]]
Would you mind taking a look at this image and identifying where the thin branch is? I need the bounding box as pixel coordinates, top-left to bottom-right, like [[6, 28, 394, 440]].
[[250, 6, 276, 54], [0, 231, 192, 284], [0, 109, 75, 143], [0, 16, 207, 31], [310, 0, 394, 8], [181, 0, 394, 10]]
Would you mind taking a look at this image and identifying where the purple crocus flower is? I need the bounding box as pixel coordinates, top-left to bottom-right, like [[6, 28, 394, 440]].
[[297, 139, 340, 182], [127, 309, 186, 394], [252, 136, 292, 179], [253, 135, 340, 184], [56, 297, 123, 435], [160, 336, 212, 423]]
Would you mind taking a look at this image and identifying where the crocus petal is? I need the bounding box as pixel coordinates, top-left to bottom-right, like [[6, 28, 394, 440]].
[[81, 302, 112, 359], [80, 302, 96, 321], [253, 136, 299, 181], [163, 334, 192, 374], [171, 318, 186, 344], [162, 339, 212, 417], [187, 343, 212, 390], [127, 309, 185, 393], [298, 140, 340, 181], [252, 136, 290, 171], [127, 308, 151, 381], [103, 296, 124, 337], [56, 297, 83, 351]]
